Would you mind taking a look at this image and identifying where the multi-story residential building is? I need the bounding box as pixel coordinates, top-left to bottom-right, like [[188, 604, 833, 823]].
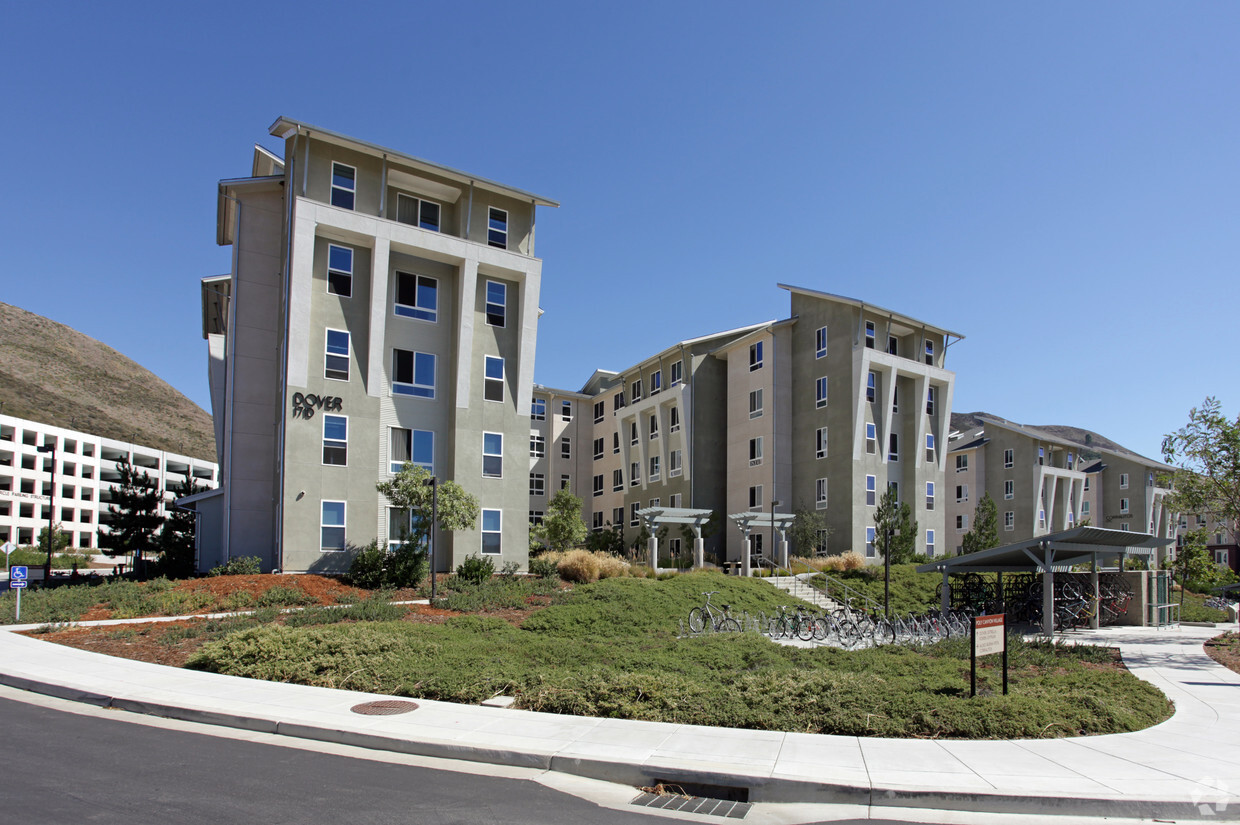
[[535, 286, 960, 564], [528, 385, 593, 529], [0, 414, 217, 550], [193, 118, 557, 574], [1079, 447, 1176, 541]]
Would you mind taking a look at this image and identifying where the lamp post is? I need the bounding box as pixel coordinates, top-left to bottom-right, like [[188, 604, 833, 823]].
[[770, 500, 781, 570], [424, 476, 438, 601], [885, 527, 893, 620], [36, 443, 56, 584]]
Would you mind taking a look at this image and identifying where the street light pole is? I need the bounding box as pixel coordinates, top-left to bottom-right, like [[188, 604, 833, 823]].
[[36, 443, 56, 584], [770, 500, 781, 570], [885, 527, 893, 620], [425, 476, 438, 602]]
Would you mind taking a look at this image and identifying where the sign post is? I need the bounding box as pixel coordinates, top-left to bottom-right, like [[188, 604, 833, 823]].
[[10, 565, 28, 623], [2, 540, 14, 579], [971, 613, 1008, 697]]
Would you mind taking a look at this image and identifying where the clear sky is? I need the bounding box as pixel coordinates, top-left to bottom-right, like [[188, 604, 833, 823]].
[[2, 2, 1236, 462]]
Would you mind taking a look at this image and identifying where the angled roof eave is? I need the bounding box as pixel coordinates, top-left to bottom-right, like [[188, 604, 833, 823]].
[[778, 283, 964, 341], [216, 175, 284, 246]]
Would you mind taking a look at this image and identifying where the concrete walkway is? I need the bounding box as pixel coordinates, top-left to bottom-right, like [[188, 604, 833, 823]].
[[0, 621, 1237, 820]]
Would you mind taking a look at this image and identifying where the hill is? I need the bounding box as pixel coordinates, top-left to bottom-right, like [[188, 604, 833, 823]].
[[0, 302, 215, 461]]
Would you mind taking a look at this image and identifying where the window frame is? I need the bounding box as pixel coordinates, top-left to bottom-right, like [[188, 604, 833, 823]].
[[1004, 479, 1014, 500], [816, 426, 828, 459], [888, 433, 899, 462], [749, 484, 763, 509], [487, 207, 509, 249], [815, 376, 828, 408], [484, 280, 507, 327], [669, 449, 682, 478], [321, 500, 346, 552], [1004, 511, 1015, 531], [395, 192, 441, 231], [749, 341, 763, 371], [1003, 449, 1014, 469], [926, 481, 935, 510], [529, 434, 546, 458], [866, 371, 876, 403], [864, 321, 875, 348], [482, 432, 503, 478], [481, 509, 502, 555], [531, 473, 546, 497], [322, 414, 348, 466], [816, 478, 828, 510], [394, 272, 438, 322], [324, 328, 350, 382], [749, 388, 763, 419], [330, 162, 355, 210], [649, 455, 660, 481], [592, 474, 604, 497], [531, 398, 547, 421], [815, 326, 827, 358], [749, 436, 763, 466], [327, 243, 353, 297], [484, 355, 505, 403], [392, 349, 436, 398], [669, 406, 680, 433], [866, 475, 876, 506], [670, 360, 683, 385]]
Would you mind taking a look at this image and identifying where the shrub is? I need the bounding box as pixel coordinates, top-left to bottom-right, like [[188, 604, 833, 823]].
[[500, 561, 521, 577], [346, 541, 388, 590], [596, 553, 629, 580], [255, 586, 316, 608], [456, 553, 495, 585], [528, 557, 559, 579], [209, 556, 262, 577], [346, 539, 427, 590], [558, 549, 602, 583], [821, 551, 866, 572]]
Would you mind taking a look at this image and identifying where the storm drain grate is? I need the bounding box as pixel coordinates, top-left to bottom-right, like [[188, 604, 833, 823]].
[[630, 792, 751, 819], [350, 700, 419, 715]]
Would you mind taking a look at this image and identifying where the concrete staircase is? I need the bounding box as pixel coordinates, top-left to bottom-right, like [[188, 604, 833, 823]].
[[764, 574, 840, 611]]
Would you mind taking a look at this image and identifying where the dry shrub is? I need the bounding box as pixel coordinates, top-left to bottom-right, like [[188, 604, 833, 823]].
[[595, 553, 629, 579], [820, 551, 865, 572], [629, 564, 654, 579], [558, 549, 602, 583]]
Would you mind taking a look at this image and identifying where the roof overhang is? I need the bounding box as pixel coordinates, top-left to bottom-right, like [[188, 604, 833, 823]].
[[778, 283, 964, 341], [216, 176, 284, 246], [200, 275, 231, 339], [917, 527, 1173, 575]]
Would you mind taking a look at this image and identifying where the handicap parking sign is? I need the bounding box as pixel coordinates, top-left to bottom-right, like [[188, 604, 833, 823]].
[[10, 565, 27, 588]]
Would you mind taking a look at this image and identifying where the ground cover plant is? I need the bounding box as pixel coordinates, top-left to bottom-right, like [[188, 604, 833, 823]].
[[184, 571, 1171, 738], [812, 563, 942, 615]]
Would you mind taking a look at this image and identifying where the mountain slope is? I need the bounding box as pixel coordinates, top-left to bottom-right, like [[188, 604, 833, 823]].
[[0, 302, 215, 461]]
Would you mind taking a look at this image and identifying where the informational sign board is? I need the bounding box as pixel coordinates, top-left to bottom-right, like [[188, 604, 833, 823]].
[[10, 565, 27, 622], [974, 614, 1005, 656], [1, 541, 16, 556]]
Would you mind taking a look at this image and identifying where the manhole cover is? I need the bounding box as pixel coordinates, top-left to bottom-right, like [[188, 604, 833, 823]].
[[350, 700, 419, 715]]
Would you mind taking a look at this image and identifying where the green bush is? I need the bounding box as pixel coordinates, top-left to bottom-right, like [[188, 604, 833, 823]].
[[255, 586, 316, 608], [528, 557, 559, 579], [456, 554, 495, 585], [209, 556, 262, 577], [284, 595, 408, 627], [346, 539, 427, 590], [346, 541, 389, 590]]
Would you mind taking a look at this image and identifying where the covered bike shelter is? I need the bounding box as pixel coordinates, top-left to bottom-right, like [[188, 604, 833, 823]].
[[916, 526, 1173, 637]]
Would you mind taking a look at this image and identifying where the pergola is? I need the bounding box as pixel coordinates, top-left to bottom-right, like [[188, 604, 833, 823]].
[[634, 507, 715, 572], [728, 512, 797, 576], [916, 526, 1173, 636]]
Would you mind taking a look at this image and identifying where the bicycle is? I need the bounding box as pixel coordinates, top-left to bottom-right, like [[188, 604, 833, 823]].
[[688, 591, 742, 633]]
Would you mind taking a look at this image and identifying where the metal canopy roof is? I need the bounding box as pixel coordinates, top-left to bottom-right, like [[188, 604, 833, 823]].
[[916, 526, 1173, 574]]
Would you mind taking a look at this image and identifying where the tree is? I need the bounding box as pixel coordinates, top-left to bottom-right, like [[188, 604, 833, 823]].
[[1170, 529, 1226, 606], [788, 505, 831, 557], [961, 492, 999, 555], [584, 521, 625, 556], [156, 476, 203, 579], [36, 524, 72, 555], [99, 458, 165, 577], [1163, 397, 1240, 536], [530, 488, 587, 553], [873, 487, 918, 564], [375, 463, 479, 562]]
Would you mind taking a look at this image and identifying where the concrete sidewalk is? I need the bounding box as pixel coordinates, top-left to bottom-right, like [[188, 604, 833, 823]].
[[1, 622, 1237, 820]]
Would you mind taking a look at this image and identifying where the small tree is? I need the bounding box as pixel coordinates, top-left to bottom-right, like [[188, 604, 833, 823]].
[[36, 524, 72, 556], [584, 521, 625, 556], [1170, 529, 1226, 606], [530, 488, 587, 553], [961, 492, 999, 555], [156, 476, 202, 579], [1163, 397, 1240, 537], [99, 458, 165, 578], [375, 464, 479, 583], [874, 487, 918, 564], [788, 505, 831, 557]]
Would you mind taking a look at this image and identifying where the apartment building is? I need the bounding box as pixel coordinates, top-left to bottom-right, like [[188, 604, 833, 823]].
[[195, 118, 557, 574], [528, 384, 593, 529], [0, 414, 217, 549], [538, 286, 960, 565]]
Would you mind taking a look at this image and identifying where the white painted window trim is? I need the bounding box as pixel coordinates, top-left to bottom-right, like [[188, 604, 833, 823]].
[[324, 328, 350, 382], [330, 162, 355, 210]]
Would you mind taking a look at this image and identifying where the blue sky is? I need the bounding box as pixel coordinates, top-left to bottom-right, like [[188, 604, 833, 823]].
[[2, 2, 1237, 461]]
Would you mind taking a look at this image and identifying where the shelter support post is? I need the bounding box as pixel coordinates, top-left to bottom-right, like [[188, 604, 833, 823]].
[[1090, 559, 1100, 630], [941, 570, 950, 613], [778, 535, 789, 569], [648, 535, 658, 574], [693, 526, 704, 570], [743, 534, 752, 578], [1042, 563, 1055, 637]]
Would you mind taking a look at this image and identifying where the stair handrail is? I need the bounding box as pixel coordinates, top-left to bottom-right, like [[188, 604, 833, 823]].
[[809, 571, 884, 614], [751, 556, 837, 607]]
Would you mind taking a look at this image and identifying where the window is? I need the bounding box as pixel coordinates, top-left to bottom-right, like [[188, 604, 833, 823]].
[[926, 481, 935, 510], [649, 414, 659, 439], [323, 329, 350, 381], [1120, 522, 1129, 532], [592, 474, 604, 497], [1120, 473, 1129, 489], [749, 341, 763, 371], [592, 401, 604, 423], [888, 434, 899, 461], [321, 501, 346, 551], [1216, 549, 1229, 566], [396, 193, 440, 231], [816, 376, 828, 408], [866, 372, 876, 403], [613, 392, 626, 411], [956, 454, 968, 472], [1084, 477, 1090, 492], [670, 360, 683, 385], [530, 511, 544, 526], [484, 356, 505, 402], [956, 484, 968, 502], [815, 529, 829, 554], [749, 389, 763, 419], [1147, 472, 1154, 488], [392, 350, 435, 398], [749, 437, 763, 466], [865, 321, 875, 349], [561, 401, 572, 421], [1004, 480, 1014, 500], [669, 494, 682, 508], [613, 507, 624, 525], [650, 370, 662, 394], [481, 509, 502, 554], [891, 386, 899, 413], [866, 422, 876, 454], [669, 406, 680, 433], [487, 207, 508, 249], [630, 462, 640, 486], [866, 526, 876, 557], [749, 485, 763, 509], [531, 473, 546, 496], [1004, 511, 1014, 531], [613, 432, 620, 454], [322, 415, 347, 465], [816, 426, 828, 459], [394, 272, 438, 322], [1039, 509, 1047, 528], [649, 455, 660, 480], [887, 336, 898, 356], [888, 481, 900, 501], [532, 398, 547, 420], [669, 450, 682, 478], [1037, 447, 1045, 466], [1004, 449, 1014, 469], [815, 326, 827, 358], [866, 475, 876, 506], [1067, 452, 1075, 470], [926, 387, 935, 416], [483, 433, 503, 478], [925, 434, 935, 462], [530, 434, 545, 458], [630, 422, 639, 446], [926, 529, 935, 556], [631, 379, 643, 401], [1082, 500, 1091, 516], [485, 280, 507, 327], [593, 437, 604, 460], [924, 339, 934, 366], [330, 162, 355, 210], [956, 514, 968, 531], [1120, 498, 1130, 514], [561, 438, 571, 460], [591, 512, 604, 531], [387, 508, 414, 552], [327, 244, 353, 297], [613, 469, 623, 492], [816, 478, 828, 510], [630, 502, 640, 527]]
